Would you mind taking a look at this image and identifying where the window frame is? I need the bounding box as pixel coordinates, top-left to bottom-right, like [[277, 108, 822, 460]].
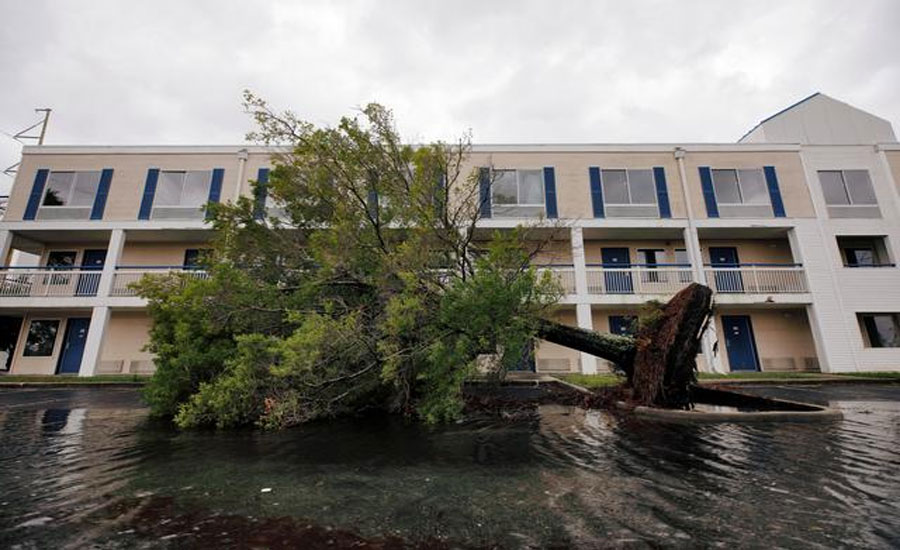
[[491, 169, 545, 208], [155, 170, 213, 209], [818, 169, 877, 207], [600, 168, 658, 206], [710, 168, 770, 206], [22, 319, 61, 357], [859, 313, 900, 348], [40, 171, 101, 208]]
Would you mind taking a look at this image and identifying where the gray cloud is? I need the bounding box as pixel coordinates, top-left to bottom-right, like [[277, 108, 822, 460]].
[[1, 0, 898, 194]]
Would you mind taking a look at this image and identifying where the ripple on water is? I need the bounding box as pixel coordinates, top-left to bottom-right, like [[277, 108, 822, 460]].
[[0, 386, 899, 549]]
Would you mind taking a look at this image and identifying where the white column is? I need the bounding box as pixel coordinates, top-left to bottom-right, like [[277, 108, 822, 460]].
[[0, 229, 11, 266], [575, 303, 597, 374], [79, 306, 110, 377], [98, 229, 126, 297], [570, 226, 598, 373], [234, 148, 249, 202]]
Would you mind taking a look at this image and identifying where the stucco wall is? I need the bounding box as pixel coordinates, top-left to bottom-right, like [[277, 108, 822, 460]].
[[682, 151, 815, 219], [100, 311, 154, 373]]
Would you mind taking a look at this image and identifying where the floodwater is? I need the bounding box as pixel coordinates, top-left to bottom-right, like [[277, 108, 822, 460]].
[[0, 384, 899, 549]]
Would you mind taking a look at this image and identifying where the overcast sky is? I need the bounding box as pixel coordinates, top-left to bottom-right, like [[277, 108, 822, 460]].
[[1, 0, 898, 194]]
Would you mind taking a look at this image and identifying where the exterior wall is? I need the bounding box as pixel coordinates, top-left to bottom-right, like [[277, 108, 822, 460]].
[[714, 309, 818, 372], [461, 151, 687, 220], [886, 151, 900, 196], [583, 240, 686, 265], [7, 151, 249, 221], [9, 314, 77, 375], [531, 239, 573, 265], [682, 151, 816, 219], [699, 239, 794, 264], [99, 311, 154, 374], [534, 308, 580, 372], [119, 242, 211, 266]]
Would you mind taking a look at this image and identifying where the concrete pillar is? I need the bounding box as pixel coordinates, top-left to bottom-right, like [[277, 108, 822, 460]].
[[0, 229, 12, 266], [234, 148, 249, 202], [569, 226, 598, 373], [98, 229, 126, 297], [575, 303, 597, 374], [79, 306, 110, 377]]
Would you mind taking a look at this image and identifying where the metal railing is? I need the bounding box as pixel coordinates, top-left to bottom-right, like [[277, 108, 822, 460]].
[[704, 264, 808, 294], [111, 267, 210, 297], [535, 266, 577, 294], [0, 268, 103, 297], [585, 265, 695, 295]]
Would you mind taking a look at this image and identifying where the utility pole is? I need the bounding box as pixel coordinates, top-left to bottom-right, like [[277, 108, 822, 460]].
[[3, 108, 52, 176]]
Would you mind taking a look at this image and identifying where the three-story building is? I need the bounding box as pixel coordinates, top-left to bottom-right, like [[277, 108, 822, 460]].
[[2, 93, 899, 376]]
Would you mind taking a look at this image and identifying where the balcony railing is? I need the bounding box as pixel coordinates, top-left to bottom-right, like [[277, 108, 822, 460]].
[[585, 264, 695, 295], [535, 265, 577, 294], [0, 268, 103, 298], [111, 266, 210, 297], [704, 264, 808, 294]]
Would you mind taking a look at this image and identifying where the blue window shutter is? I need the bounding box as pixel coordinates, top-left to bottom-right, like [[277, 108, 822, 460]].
[[254, 168, 269, 219], [479, 167, 491, 218], [588, 167, 605, 218], [434, 172, 445, 217], [90, 169, 114, 220], [543, 167, 558, 218], [205, 168, 224, 219], [699, 167, 719, 218], [23, 169, 49, 220], [208, 168, 224, 203], [367, 189, 378, 217], [138, 168, 159, 220], [763, 166, 786, 217], [653, 167, 671, 218]]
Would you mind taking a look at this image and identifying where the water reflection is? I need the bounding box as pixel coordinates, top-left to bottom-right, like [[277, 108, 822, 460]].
[[0, 386, 898, 548]]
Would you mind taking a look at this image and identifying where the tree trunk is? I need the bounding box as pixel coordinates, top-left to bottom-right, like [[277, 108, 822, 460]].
[[535, 283, 714, 409]]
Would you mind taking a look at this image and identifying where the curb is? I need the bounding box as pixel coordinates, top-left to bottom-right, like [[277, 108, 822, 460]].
[[699, 377, 900, 386]]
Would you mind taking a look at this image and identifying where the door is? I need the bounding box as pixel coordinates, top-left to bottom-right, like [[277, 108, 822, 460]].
[[77, 249, 106, 296], [609, 315, 636, 337], [721, 315, 759, 371], [709, 247, 742, 293], [601, 248, 633, 294], [510, 340, 536, 372], [56, 318, 91, 374], [0, 316, 23, 371]]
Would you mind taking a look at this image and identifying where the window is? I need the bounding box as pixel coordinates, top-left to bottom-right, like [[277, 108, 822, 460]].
[[711, 169, 769, 205], [818, 170, 877, 206], [41, 171, 100, 207], [837, 236, 893, 267], [45, 251, 77, 285], [638, 249, 664, 282], [859, 313, 900, 348], [601, 169, 656, 205], [183, 249, 212, 269], [492, 169, 544, 206], [23, 320, 60, 357], [609, 315, 637, 337], [156, 171, 212, 208]]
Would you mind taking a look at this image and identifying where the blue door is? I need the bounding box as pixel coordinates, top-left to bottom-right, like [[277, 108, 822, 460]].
[[609, 315, 636, 337], [56, 318, 91, 374], [709, 247, 742, 293], [601, 248, 633, 294], [76, 250, 106, 296], [722, 315, 759, 371]]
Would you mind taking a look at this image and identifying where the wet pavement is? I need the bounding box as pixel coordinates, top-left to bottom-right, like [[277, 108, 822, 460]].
[[0, 384, 899, 548]]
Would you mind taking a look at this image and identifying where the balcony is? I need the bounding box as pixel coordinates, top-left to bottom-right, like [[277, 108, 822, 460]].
[[111, 267, 210, 297], [586, 264, 695, 295], [535, 265, 576, 294], [0, 268, 102, 298], [704, 264, 808, 294]]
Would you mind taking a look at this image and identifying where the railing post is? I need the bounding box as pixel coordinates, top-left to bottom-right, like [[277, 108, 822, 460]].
[[98, 229, 126, 298]]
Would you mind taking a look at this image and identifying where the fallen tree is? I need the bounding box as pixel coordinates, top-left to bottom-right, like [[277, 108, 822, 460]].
[[537, 283, 713, 408]]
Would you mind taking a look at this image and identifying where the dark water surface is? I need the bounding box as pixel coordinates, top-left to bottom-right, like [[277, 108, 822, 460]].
[[1, 384, 899, 549]]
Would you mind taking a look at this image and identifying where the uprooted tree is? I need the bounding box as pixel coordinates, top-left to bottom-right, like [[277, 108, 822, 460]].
[[137, 94, 713, 430]]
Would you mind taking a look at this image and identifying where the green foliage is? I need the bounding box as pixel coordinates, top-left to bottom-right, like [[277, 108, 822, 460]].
[[139, 95, 562, 429]]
